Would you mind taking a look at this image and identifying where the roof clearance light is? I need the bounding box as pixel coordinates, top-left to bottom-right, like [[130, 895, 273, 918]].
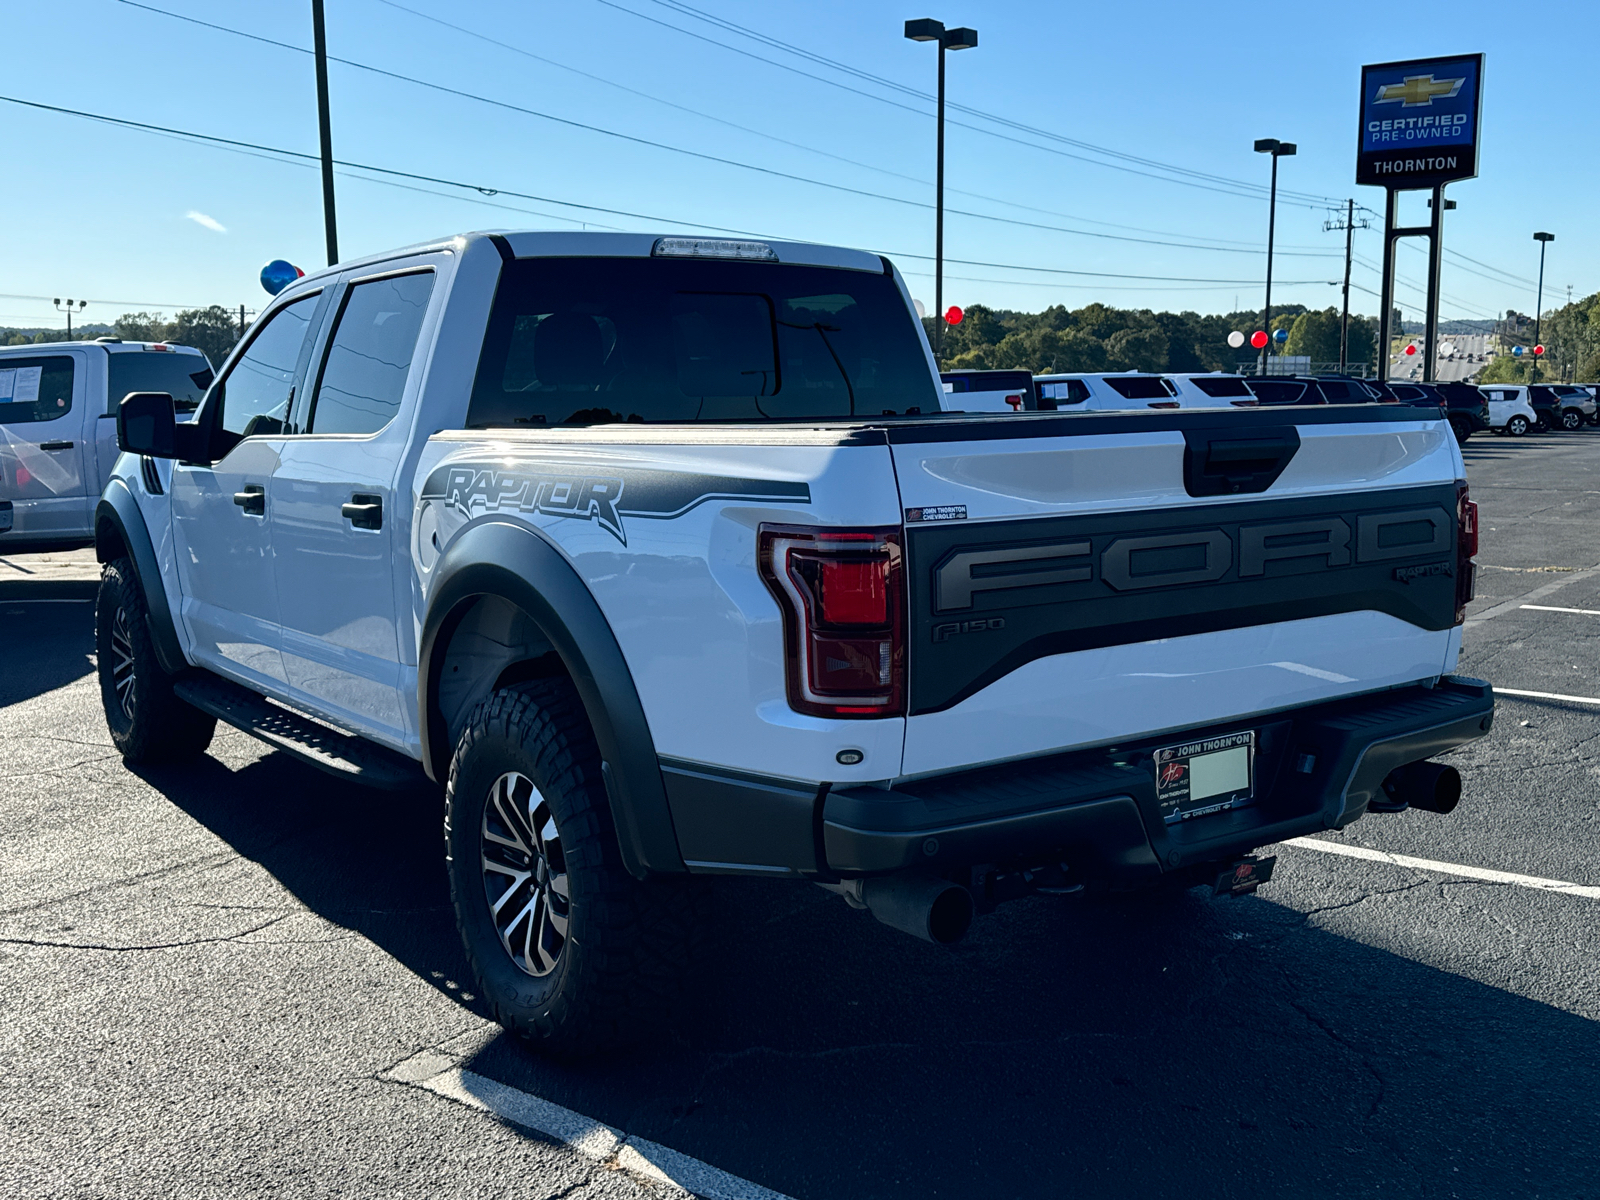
[[651, 237, 778, 262]]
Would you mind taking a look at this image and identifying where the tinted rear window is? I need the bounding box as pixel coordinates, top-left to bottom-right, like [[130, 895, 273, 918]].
[[941, 371, 1032, 395], [1104, 376, 1174, 400], [1037, 379, 1089, 406], [107, 350, 214, 414], [1247, 379, 1308, 404], [0, 356, 75, 424], [468, 257, 934, 426], [1190, 376, 1251, 398]]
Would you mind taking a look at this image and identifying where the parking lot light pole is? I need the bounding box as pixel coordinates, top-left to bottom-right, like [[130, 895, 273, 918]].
[[312, 0, 339, 266], [905, 17, 977, 366], [1253, 139, 1295, 376], [53, 298, 86, 338], [1532, 232, 1554, 384]]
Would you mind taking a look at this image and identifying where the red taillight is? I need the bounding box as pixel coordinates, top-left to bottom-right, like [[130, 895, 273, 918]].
[[1455, 480, 1477, 624], [1147, 401, 1180, 409], [759, 524, 904, 718], [1230, 398, 1260, 407], [1004, 393, 1024, 410]]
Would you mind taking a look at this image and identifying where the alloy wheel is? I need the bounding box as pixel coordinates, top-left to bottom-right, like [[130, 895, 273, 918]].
[[110, 604, 136, 720], [480, 771, 570, 977], [1564, 410, 1582, 430]]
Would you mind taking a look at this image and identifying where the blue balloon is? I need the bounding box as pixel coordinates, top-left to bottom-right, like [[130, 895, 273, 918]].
[[1512, 345, 1524, 357], [1272, 328, 1288, 343], [260, 259, 303, 296]]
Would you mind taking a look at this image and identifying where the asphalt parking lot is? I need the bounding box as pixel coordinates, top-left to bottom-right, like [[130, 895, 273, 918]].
[[4, 427, 1600, 1200]]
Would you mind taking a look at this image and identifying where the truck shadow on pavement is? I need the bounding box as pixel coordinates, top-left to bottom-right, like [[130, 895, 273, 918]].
[[0, 599, 97, 709], [135, 744, 1600, 1200]]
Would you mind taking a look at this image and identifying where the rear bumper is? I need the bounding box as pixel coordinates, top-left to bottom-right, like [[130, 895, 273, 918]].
[[821, 676, 1494, 881]]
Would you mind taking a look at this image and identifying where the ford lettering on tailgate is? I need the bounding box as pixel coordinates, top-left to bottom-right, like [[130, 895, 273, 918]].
[[905, 484, 1459, 714]]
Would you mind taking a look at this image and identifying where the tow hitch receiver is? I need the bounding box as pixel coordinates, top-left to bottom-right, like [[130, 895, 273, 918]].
[[1215, 855, 1275, 897]]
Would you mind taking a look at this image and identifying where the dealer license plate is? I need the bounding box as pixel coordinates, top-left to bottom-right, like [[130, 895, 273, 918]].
[[1154, 731, 1254, 821]]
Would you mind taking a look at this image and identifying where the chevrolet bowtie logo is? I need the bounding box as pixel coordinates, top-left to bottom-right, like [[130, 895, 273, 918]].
[[1375, 74, 1465, 107]]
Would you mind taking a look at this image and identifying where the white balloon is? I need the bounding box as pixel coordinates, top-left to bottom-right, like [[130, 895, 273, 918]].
[[1440, 342, 1456, 356], [1227, 330, 1246, 348], [913, 299, 927, 319]]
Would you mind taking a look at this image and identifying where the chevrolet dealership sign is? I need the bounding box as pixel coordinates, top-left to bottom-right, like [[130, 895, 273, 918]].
[[1357, 54, 1483, 188]]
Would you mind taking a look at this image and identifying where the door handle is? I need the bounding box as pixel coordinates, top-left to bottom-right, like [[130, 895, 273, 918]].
[[39, 440, 74, 451], [341, 493, 383, 530], [233, 485, 265, 516]]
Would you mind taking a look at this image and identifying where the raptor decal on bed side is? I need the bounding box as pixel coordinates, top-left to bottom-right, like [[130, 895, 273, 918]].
[[420, 462, 811, 545]]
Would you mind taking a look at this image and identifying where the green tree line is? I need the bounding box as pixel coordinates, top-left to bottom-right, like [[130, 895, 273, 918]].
[[2, 306, 244, 367], [927, 303, 1378, 375], [1478, 289, 1600, 384]]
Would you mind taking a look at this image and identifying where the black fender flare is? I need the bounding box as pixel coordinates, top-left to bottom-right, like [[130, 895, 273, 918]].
[[95, 479, 186, 675], [419, 519, 685, 878]]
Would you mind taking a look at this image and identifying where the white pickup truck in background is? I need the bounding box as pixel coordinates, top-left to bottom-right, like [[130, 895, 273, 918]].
[[98, 230, 1494, 1056], [0, 339, 211, 545]]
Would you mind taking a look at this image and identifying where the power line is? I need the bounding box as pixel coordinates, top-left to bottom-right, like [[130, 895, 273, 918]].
[[607, 0, 1343, 208], [372, 0, 1296, 253], [111, 0, 1336, 257], [3, 92, 1329, 292]]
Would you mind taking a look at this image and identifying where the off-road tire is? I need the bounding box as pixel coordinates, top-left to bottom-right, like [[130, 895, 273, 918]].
[[445, 679, 703, 1058], [96, 558, 216, 762], [1507, 414, 1530, 437]]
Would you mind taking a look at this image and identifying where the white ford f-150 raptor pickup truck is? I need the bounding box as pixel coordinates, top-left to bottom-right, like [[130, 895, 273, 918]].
[[97, 230, 1494, 1056]]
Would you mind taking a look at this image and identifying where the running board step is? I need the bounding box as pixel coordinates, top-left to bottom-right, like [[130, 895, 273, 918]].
[[173, 671, 425, 790]]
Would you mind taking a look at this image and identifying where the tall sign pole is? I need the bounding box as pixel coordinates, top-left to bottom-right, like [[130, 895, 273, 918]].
[[311, 0, 339, 267], [1357, 53, 1484, 382]]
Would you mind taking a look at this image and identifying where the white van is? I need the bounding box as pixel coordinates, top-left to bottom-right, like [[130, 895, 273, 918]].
[[1034, 372, 1179, 412], [939, 369, 1036, 412], [0, 339, 213, 545]]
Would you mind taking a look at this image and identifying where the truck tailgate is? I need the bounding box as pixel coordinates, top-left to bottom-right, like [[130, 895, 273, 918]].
[[890, 409, 1465, 776]]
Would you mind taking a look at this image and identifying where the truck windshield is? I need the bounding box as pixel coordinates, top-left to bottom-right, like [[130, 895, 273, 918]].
[[467, 257, 936, 426], [108, 349, 214, 413]]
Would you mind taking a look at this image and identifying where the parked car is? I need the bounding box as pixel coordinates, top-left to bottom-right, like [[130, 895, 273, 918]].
[[1244, 376, 1384, 405], [1034, 372, 1179, 411], [1479, 385, 1537, 436], [0, 339, 212, 545], [1574, 384, 1600, 426], [1164, 372, 1257, 408], [99, 229, 1493, 1057], [1536, 385, 1596, 430], [1389, 381, 1491, 445], [940, 369, 1034, 412]]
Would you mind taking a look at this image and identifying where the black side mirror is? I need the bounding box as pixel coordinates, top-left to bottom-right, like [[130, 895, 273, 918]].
[[118, 392, 177, 456], [117, 392, 211, 461]]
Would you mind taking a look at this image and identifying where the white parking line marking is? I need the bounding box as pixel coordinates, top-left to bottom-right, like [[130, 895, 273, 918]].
[[1285, 838, 1600, 900], [1464, 561, 1600, 626], [1496, 687, 1600, 705], [1521, 604, 1600, 616], [384, 1053, 793, 1200]]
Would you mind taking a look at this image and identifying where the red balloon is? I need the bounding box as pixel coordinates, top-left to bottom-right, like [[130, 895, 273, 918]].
[[944, 305, 964, 325], [1405, 344, 1417, 355], [1534, 344, 1545, 356], [1250, 330, 1268, 349]]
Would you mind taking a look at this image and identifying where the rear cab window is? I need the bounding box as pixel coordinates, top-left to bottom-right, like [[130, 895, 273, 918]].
[[0, 356, 75, 424], [467, 256, 935, 426], [1190, 376, 1251, 398], [1103, 376, 1175, 401], [107, 348, 214, 413]]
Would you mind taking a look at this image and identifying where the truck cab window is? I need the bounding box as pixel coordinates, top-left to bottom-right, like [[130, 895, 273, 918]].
[[212, 293, 319, 449], [308, 271, 435, 435]]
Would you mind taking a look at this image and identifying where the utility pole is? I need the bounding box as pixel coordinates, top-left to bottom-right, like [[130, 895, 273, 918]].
[[312, 0, 339, 266], [1324, 200, 1369, 373], [238, 304, 246, 341]]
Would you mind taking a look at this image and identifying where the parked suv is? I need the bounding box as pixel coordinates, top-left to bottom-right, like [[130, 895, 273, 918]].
[[1244, 376, 1382, 405], [97, 229, 1493, 1057], [1479, 385, 1536, 436], [940, 369, 1034, 412], [1034, 372, 1179, 411], [1389, 381, 1491, 445], [0, 339, 212, 545], [1537, 385, 1596, 431]]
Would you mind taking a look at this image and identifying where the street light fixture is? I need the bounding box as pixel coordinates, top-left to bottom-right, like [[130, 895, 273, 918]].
[[905, 17, 977, 365], [1253, 138, 1296, 375], [1532, 231, 1554, 383], [53, 298, 86, 339]]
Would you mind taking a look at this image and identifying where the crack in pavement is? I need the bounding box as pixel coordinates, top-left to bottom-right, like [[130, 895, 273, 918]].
[[0, 911, 295, 952], [0, 848, 244, 916]]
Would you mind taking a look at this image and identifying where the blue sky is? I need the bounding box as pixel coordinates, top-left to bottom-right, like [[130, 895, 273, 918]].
[[2, 0, 1592, 332]]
